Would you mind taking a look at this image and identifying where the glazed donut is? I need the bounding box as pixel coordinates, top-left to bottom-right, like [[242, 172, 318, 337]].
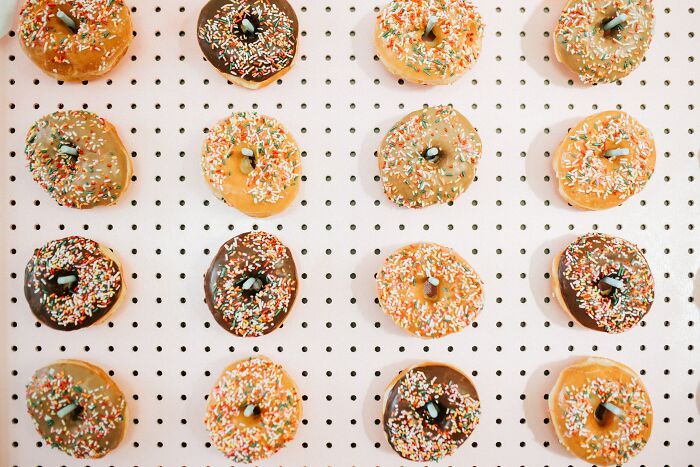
[[549, 357, 653, 465], [382, 362, 480, 462], [377, 242, 484, 338], [553, 110, 655, 210], [26, 359, 127, 459], [554, 0, 654, 84], [553, 232, 653, 333], [24, 236, 125, 331], [197, 0, 299, 89], [378, 105, 482, 209], [202, 111, 301, 217], [205, 231, 297, 337], [18, 0, 133, 81], [375, 0, 484, 85], [205, 356, 302, 463], [25, 110, 132, 209]]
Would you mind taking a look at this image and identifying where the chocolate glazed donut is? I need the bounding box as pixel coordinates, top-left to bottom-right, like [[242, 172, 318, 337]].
[[204, 231, 298, 337]]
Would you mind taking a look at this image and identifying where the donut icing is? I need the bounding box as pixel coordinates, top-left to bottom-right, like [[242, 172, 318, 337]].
[[26, 360, 127, 459], [205, 356, 302, 462], [549, 357, 653, 465], [197, 0, 298, 87], [205, 231, 297, 337], [375, 0, 484, 85], [25, 110, 132, 209], [378, 105, 482, 208], [377, 242, 484, 338], [554, 0, 654, 84], [554, 110, 655, 210], [24, 236, 124, 331], [555, 233, 654, 333], [19, 0, 133, 81], [383, 363, 480, 462]]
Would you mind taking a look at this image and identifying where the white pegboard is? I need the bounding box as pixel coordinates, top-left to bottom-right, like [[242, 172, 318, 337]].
[[0, 0, 698, 465]]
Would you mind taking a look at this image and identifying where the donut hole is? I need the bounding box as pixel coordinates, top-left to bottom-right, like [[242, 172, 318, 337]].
[[594, 402, 616, 427], [419, 399, 446, 425], [421, 146, 442, 164], [237, 14, 262, 44], [55, 8, 80, 34], [601, 14, 626, 39], [45, 270, 81, 296], [238, 275, 268, 297]]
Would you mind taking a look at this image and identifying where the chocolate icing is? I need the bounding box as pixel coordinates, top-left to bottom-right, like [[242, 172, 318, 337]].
[[197, 0, 299, 83]]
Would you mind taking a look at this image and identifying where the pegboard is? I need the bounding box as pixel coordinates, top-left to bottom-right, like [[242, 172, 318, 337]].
[[0, 0, 698, 465]]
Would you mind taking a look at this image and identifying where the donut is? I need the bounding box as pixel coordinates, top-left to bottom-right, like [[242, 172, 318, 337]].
[[205, 231, 297, 337], [377, 242, 484, 338], [25, 110, 132, 209], [378, 105, 482, 209], [552, 232, 654, 334], [382, 362, 480, 461], [375, 0, 484, 85], [24, 236, 125, 331], [205, 356, 302, 462], [197, 0, 299, 89], [202, 111, 301, 217], [554, 0, 654, 84], [549, 357, 653, 465], [26, 359, 127, 459], [553, 110, 655, 210], [18, 0, 133, 81]]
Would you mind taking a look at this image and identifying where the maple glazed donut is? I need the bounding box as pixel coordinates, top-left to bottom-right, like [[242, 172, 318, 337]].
[[25, 110, 132, 209], [553, 233, 654, 334], [26, 359, 127, 459], [382, 362, 480, 462], [197, 0, 299, 89], [375, 0, 484, 85], [205, 356, 302, 463], [549, 357, 653, 465], [205, 231, 297, 337], [24, 236, 125, 331], [18, 0, 133, 81], [202, 112, 301, 217], [377, 242, 484, 338], [553, 110, 655, 210], [554, 0, 654, 84], [378, 105, 482, 208]]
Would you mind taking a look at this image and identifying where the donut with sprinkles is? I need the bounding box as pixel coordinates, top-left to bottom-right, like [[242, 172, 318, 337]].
[[205, 356, 302, 463], [197, 0, 299, 89], [25, 110, 132, 209], [375, 0, 484, 85], [382, 362, 480, 462], [378, 105, 482, 209], [26, 359, 127, 459], [24, 236, 125, 331], [553, 232, 654, 334], [553, 110, 655, 210], [205, 231, 297, 337], [554, 0, 654, 84], [377, 242, 484, 338], [549, 357, 653, 465], [19, 0, 133, 81], [202, 111, 301, 217]]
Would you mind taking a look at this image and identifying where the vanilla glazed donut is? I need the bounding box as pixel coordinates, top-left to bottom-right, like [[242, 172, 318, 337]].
[[205, 356, 302, 463], [202, 111, 301, 217], [19, 0, 133, 81], [26, 359, 127, 459], [197, 0, 299, 89], [553, 110, 655, 210], [552, 232, 653, 333], [25, 110, 132, 209], [377, 242, 484, 338], [382, 362, 480, 462], [549, 357, 653, 465], [375, 0, 484, 85], [378, 105, 482, 208], [554, 0, 654, 84], [24, 236, 125, 331], [204, 231, 297, 337]]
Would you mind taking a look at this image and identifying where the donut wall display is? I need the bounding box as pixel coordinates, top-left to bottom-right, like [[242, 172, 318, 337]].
[[0, 0, 697, 465]]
